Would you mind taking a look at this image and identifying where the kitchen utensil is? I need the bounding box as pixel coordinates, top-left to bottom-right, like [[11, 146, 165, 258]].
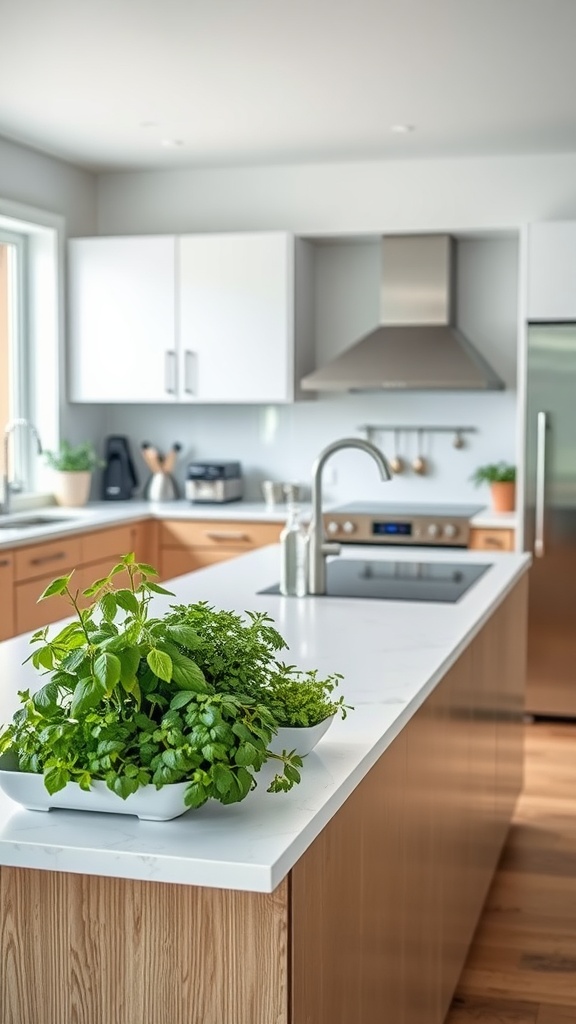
[[145, 472, 179, 502], [141, 443, 163, 474], [389, 430, 405, 475], [412, 430, 427, 475], [261, 481, 285, 507], [453, 429, 465, 449], [163, 443, 182, 475], [282, 482, 303, 504]]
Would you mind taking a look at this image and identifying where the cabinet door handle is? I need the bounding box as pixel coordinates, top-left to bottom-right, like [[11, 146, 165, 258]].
[[165, 350, 177, 394], [30, 551, 67, 566], [205, 530, 249, 542], [184, 350, 196, 395], [535, 410, 547, 558]]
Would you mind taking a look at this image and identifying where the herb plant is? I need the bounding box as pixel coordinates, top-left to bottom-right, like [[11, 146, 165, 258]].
[[471, 462, 516, 485], [44, 439, 104, 472], [0, 555, 304, 809], [264, 666, 350, 728], [163, 603, 351, 726]]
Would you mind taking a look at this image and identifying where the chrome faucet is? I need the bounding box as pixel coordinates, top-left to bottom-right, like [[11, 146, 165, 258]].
[[307, 437, 392, 595], [1, 419, 43, 515]]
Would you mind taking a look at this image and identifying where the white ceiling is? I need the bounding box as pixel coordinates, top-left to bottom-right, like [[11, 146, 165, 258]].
[[2, 0, 576, 173]]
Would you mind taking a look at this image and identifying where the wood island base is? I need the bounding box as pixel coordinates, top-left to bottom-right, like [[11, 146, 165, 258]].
[[0, 578, 527, 1024]]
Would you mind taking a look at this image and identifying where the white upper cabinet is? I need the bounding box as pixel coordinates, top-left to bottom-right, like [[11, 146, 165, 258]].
[[527, 222, 576, 320], [68, 231, 302, 404], [69, 236, 177, 403], [178, 233, 294, 403]]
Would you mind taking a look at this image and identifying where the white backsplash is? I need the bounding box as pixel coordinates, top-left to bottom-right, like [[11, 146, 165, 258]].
[[96, 388, 517, 509]]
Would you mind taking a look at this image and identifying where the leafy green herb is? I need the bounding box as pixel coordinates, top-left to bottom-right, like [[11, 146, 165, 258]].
[[43, 439, 105, 473], [470, 462, 516, 485], [0, 555, 306, 807]]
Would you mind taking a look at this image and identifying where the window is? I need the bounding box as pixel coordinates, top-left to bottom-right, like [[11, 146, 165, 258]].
[[0, 229, 29, 493], [0, 201, 61, 506]]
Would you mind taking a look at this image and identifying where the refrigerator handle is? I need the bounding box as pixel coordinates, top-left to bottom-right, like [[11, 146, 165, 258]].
[[535, 410, 547, 558]]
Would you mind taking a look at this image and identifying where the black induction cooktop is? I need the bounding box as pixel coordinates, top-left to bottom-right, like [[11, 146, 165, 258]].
[[260, 560, 491, 604]]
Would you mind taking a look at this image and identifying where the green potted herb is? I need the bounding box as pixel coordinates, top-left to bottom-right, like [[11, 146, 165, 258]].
[[0, 555, 305, 820], [471, 462, 516, 512], [44, 439, 104, 507], [161, 603, 352, 755]]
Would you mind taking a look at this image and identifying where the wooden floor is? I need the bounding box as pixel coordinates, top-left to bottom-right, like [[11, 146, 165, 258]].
[[445, 721, 576, 1024]]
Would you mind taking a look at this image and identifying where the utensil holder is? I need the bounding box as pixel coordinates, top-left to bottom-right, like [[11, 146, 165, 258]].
[[144, 473, 179, 502]]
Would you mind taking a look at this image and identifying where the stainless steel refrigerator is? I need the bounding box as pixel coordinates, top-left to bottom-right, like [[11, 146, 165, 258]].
[[524, 324, 576, 716]]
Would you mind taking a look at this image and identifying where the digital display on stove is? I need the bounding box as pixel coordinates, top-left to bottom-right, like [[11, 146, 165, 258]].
[[372, 521, 413, 536]]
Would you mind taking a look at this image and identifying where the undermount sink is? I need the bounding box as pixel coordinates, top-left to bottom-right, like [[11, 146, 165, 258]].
[[0, 515, 76, 530]]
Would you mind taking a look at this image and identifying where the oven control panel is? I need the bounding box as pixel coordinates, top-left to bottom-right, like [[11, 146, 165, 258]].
[[323, 513, 470, 547]]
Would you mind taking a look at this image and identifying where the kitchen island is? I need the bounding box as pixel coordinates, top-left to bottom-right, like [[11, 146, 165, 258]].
[[0, 545, 530, 1024]]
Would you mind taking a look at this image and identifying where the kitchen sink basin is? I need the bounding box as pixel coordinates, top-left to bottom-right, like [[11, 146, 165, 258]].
[[0, 515, 77, 530]]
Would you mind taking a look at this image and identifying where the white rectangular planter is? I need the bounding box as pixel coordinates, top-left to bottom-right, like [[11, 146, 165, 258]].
[[0, 754, 190, 821]]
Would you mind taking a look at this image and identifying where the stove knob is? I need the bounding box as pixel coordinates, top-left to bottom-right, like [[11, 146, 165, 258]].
[[326, 520, 340, 535], [342, 520, 357, 535], [427, 523, 440, 538], [443, 523, 458, 539]]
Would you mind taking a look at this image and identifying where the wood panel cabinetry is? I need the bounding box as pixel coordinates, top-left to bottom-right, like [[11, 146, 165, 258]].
[[11, 521, 152, 636], [159, 519, 282, 580], [0, 577, 527, 1024], [0, 551, 15, 641], [468, 527, 515, 552]]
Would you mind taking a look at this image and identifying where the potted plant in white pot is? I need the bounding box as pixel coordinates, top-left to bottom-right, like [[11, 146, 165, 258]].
[[0, 556, 326, 819], [471, 462, 516, 513], [44, 439, 104, 507]]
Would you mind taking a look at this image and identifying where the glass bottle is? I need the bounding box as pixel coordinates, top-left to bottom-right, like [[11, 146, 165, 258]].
[[279, 504, 308, 597]]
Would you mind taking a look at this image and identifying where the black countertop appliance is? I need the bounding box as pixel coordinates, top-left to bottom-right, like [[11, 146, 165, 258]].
[[102, 435, 138, 500]]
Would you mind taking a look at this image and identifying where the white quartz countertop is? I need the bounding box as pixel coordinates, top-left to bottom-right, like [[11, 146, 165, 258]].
[[0, 544, 530, 892], [0, 500, 304, 549], [469, 509, 518, 530], [0, 500, 517, 549]]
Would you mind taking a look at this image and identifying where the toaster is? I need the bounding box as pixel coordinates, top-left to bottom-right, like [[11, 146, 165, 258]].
[[185, 461, 243, 503]]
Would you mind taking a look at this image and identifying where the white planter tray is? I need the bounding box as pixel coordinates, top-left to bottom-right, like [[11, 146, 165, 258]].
[[268, 715, 335, 757], [0, 754, 190, 821]]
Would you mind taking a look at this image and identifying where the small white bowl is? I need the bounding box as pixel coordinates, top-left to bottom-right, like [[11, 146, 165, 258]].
[[268, 715, 335, 757]]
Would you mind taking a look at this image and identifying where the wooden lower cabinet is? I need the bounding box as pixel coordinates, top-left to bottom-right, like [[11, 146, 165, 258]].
[[468, 527, 515, 551], [0, 551, 15, 640], [11, 521, 153, 636], [159, 519, 283, 580], [0, 577, 527, 1024]]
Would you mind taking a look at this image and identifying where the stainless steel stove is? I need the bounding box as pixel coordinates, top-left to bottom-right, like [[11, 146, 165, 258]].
[[323, 503, 483, 548]]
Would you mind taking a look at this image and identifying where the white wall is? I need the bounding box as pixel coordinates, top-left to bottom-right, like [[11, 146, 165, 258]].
[[96, 151, 576, 237], [0, 136, 96, 238]]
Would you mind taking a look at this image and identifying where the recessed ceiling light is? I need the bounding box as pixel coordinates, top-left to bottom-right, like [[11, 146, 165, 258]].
[[390, 124, 415, 134], [160, 138, 185, 148]]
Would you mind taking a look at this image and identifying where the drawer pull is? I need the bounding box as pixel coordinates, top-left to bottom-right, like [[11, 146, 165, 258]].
[[30, 551, 68, 566], [205, 530, 249, 542], [484, 537, 503, 548], [0, 558, 11, 567]]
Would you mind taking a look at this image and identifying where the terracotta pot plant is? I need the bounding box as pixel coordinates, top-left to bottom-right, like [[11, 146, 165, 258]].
[[0, 555, 350, 819], [471, 462, 516, 513], [43, 439, 104, 507]]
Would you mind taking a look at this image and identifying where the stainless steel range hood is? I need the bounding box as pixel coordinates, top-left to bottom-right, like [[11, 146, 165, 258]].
[[300, 235, 505, 392]]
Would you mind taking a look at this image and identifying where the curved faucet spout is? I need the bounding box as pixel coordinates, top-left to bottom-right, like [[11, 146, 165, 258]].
[[308, 436, 392, 595], [2, 419, 43, 516]]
